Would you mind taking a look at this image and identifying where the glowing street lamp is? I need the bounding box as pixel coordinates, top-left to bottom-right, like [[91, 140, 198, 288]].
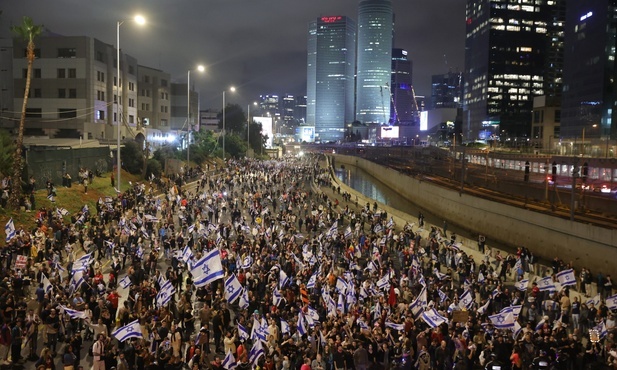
[[222, 86, 236, 160], [187, 64, 205, 165]]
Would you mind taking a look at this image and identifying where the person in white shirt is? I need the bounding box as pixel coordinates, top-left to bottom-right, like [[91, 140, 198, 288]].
[[92, 334, 106, 370]]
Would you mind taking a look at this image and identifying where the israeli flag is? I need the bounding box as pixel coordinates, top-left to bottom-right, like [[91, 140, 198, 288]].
[[511, 321, 523, 339], [556, 269, 576, 287], [190, 249, 225, 287], [376, 274, 390, 290], [280, 319, 290, 334], [224, 274, 243, 304], [297, 312, 307, 336], [72, 253, 93, 272], [413, 287, 428, 308], [586, 294, 601, 308], [418, 274, 426, 287], [459, 290, 474, 309], [421, 308, 448, 328], [373, 302, 382, 321], [250, 317, 266, 342], [535, 318, 546, 331], [136, 246, 144, 259], [187, 224, 195, 235], [307, 272, 318, 289], [60, 305, 88, 320], [366, 260, 379, 273], [47, 194, 54, 202], [119, 276, 132, 289], [249, 339, 265, 365], [279, 269, 290, 288], [433, 268, 449, 281], [336, 276, 348, 294], [328, 221, 338, 236], [307, 306, 320, 325], [337, 294, 346, 313], [156, 280, 176, 307], [239, 288, 250, 309], [537, 276, 556, 291], [241, 256, 253, 269], [489, 312, 515, 329], [385, 321, 405, 331], [386, 217, 394, 228], [140, 226, 150, 240], [478, 272, 485, 283], [357, 319, 369, 330], [374, 224, 383, 234], [259, 318, 269, 340], [272, 287, 283, 306], [57, 208, 70, 217], [514, 279, 529, 291], [207, 223, 217, 234], [222, 350, 237, 370], [438, 289, 448, 303], [238, 323, 250, 342], [477, 299, 491, 315], [606, 294, 617, 311], [70, 271, 85, 291], [41, 273, 53, 294], [111, 319, 143, 342], [181, 245, 194, 263], [344, 226, 352, 239]]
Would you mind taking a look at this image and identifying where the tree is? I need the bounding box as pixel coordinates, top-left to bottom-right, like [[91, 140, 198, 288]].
[[0, 129, 14, 178], [247, 121, 266, 154], [121, 141, 145, 175], [218, 103, 246, 135], [9, 16, 42, 209], [189, 130, 219, 164], [218, 133, 247, 159]]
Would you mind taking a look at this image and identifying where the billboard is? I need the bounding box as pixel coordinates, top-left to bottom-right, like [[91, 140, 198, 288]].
[[420, 111, 428, 131], [296, 126, 315, 143], [380, 126, 399, 139], [254, 116, 274, 148]]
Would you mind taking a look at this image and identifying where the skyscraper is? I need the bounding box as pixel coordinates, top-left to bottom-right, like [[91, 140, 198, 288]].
[[307, 16, 356, 142], [431, 71, 463, 110], [356, 0, 394, 125], [463, 0, 563, 141], [561, 0, 616, 151], [390, 48, 414, 125]]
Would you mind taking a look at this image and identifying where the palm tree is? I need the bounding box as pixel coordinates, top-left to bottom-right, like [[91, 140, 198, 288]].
[[8, 17, 42, 209]]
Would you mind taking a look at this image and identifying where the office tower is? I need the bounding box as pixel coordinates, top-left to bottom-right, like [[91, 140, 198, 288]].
[[282, 94, 295, 124], [11, 34, 138, 140], [307, 16, 356, 142], [259, 94, 280, 118], [356, 0, 394, 125], [294, 95, 307, 124], [431, 71, 463, 110], [390, 48, 414, 125], [463, 0, 563, 141], [170, 82, 199, 133], [561, 0, 616, 154]]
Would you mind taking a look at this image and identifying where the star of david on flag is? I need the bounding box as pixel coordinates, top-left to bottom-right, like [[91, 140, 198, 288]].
[[111, 320, 143, 342], [224, 274, 243, 304], [556, 269, 576, 287], [190, 249, 224, 287]]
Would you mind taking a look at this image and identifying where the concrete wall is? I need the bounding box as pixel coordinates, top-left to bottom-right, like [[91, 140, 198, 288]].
[[333, 154, 617, 277]]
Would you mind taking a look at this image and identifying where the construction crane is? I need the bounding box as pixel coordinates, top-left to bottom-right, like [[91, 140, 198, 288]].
[[410, 85, 420, 126], [383, 83, 400, 125]]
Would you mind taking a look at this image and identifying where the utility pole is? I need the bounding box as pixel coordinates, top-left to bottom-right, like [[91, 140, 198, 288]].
[[570, 159, 579, 221]]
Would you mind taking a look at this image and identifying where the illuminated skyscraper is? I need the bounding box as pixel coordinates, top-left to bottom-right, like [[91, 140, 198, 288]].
[[463, 0, 564, 141], [307, 16, 356, 142], [356, 0, 393, 125], [561, 0, 616, 149], [390, 48, 414, 125]]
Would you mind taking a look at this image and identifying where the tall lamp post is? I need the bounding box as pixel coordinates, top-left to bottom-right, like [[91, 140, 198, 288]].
[[247, 101, 257, 155], [222, 86, 236, 160], [187, 65, 205, 166], [116, 15, 145, 192]]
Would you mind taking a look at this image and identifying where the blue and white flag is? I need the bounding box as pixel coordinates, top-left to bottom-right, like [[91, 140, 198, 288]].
[[72, 253, 93, 272], [136, 246, 144, 259], [57, 208, 70, 217], [478, 272, 485, 284], [337, 294, 346, 313], [280, 319, 290, 334], [515, 279, 529, 291], [489, 312, 515, 329], [556, 269, 576, 287], [344, 226, 352, 239], [238, 323, 250, 342], [156, 280, 176, 307], [477, 299, 491, 315], [336, 276, 348, 294], [279, 269, 290, 288], [239, 288, 250, 310], [297, 312, 307, 336], [119, 276, 132, 289], [41, 273, 53, 294], [606, 294, 617, 311], [111, 320, 143, 342], [327, 221, 338, 237], [181, 245, 194, 263], [421, 308, 448, 328], [70, 271, 85, 291], [272, 287, 283, 307], [459, 290, 474, 309], [535, 318, 546, 331], [537, 276, 556, 291], [250, 317, 266, 342], [241, 256, 253, 269], [190, 249, 225, 287], [249, 339, 265, 365], [385, 321, 405, 331], [586, 294, 601, 308], [222, 350, 237, 370], [511, 321, 523, 339], [47, 194, 54, 202], [60, 305, 88, 319], [418, 274, 426, 287], [433, 268, 449, 281], [224, 274, 243, 304], [438, 289, 448, 303], [374, 224, 383, 234], [187, 224, 195, 235], [307, 306, 320, 325], [357, 319, 370, 330], [376, 274, 390, 290], [307, 272, 318, 289]]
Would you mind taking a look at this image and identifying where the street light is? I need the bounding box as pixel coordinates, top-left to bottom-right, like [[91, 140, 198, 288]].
[[116, 14, 146, 192], [581, 124, 598, 156], [187, 65, 205, 166], [222, 86, 236, 160], [247, 101, 257, 156]]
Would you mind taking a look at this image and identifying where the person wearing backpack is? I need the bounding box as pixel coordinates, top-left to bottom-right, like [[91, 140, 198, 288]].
[[0, 321, 11, 365]]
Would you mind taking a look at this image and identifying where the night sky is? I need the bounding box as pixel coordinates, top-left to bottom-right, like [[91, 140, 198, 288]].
[[2, 0, 465, 111]]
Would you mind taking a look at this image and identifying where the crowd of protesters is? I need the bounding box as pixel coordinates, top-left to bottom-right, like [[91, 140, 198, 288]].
[[0, 154, 616, 370]]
